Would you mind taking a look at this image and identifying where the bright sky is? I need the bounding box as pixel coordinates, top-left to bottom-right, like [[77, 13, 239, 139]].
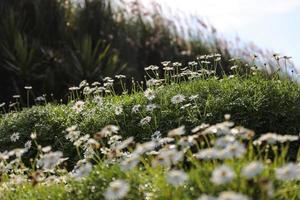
[[155, 0, 300, 67]]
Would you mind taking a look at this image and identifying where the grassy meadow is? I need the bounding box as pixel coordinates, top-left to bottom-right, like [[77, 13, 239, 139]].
[[1, 0, 300, 199], [0, 57, 300, 199]]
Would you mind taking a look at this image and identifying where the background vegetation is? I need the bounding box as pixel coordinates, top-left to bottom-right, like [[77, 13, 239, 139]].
[[0, 0, 250, 103]]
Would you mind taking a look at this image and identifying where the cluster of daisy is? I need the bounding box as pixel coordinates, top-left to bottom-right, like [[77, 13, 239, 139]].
[[1, 56, 300, 198], [97, 118, 299, 199], [2, 114, 300, 199], [68, 56, 228, 115], [0, 134, 70, 189], [2, 51, 297, 116]]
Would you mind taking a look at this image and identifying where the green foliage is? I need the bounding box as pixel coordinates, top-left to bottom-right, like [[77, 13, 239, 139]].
[[0, 71, 300, 199], [0, 0, 241, 102], [66, 35, 125, 82], [1, 74, 300, 163]]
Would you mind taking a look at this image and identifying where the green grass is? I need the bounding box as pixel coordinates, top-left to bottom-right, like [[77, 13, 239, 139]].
[[1, 74, 300, 166], [1, 72, 300, 199]]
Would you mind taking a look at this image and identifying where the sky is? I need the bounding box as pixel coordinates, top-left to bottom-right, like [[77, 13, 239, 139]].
[[154, 0, 300, 67]]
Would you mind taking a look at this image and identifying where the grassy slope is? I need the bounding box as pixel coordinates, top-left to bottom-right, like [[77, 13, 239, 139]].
[[0, 76, 300, 160], [1, 75, 300, 164], [1, 75, 300, 199]]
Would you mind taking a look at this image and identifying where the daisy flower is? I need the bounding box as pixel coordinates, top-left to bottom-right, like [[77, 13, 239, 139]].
[[144, 88, 156, 101], [171, 94, 186, 104], [241, 162, 264, 179], [140, 116, 151, 126], [211, 165, 235, 185], [104, 180, 130, 200], [166, 170, 188, 187], [72, 100, 85, 113], [10, 132, 20, 142], [275, 163, 300, 181]]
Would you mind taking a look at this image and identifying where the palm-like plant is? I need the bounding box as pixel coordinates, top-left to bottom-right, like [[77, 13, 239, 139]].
[[66, 35, 126, 83]]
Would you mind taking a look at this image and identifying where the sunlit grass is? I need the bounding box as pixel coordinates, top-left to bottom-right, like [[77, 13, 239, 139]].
[[0, 56, 300, 199]]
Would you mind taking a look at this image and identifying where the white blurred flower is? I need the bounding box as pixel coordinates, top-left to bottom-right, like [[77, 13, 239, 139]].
[[10, 132, 20, 142], [104, 179, 130, 200], [114, 137, 134, 151], [146, 103, 159, 112], [120, 154, 140, 171], [93, 96, 103, 106], [72, 162, 93, 180], [231, 127, 255, 140], [66, 126, 81, 142], [72, 100, 85, 113], [253, 133, 298, 145], [194, 148, 220, 160], [69, 86, 79, 91], [9, 148, 26, 158], [24, 86, 32, 90], [189, 95, 199, 101], [166, 170, 188, 187], [79, 80, 88, 88], [133, 141, 156, 155], [30, 132, 37, 139], [37, 151, 63, 170], [253, 133, 279, 145], [230, 65, 239, 70], [218, 191, 249, 200], [163, 66, 174, 71], [197, 194, 217, 200], [115, 106, 123, 115], [0, 151, 9, 161], [144, 88, 156, 101], [24, 141, 32, 150], [86, 138, 100, 149], [84, 147, 95, 159], [219, 142, 246, 159], [275, 163, 300, 181], [145, 65, 159, 71], [214, 136, 236, 148], [241, 162, 264, 179], [140, 116, 151, 126], [42, 146, 52, 153], [161, 61, 171, 67], [173, 62, 182, 67], [180, 103, 192, 110], [171, 94, 186, 104], [168, 126, 185, 137], [115, 74, 126, 79], [202, 122, 234, 136], [157, 148, 184, 166], [74, 134, 90, 147], [108, 135, 122, 147], [278, 135, 299, 143], [191, 123, 210, 133], [151, 131, 161, 141], [211, 165, 235, 185], [96, 125, 120, 138], [132, 104, 141, 113]]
